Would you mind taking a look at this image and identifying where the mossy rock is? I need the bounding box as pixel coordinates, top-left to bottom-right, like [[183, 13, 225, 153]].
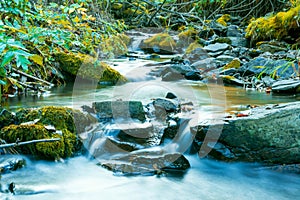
[[213, 37, 232, 45], [216, 14, 231, 27], [184, 41, 203, 55], [245, 5, 300, 44], [99, 34, 130, 58], [0, 124, 67, 160], [140, 33, 176, 54], [178, 28, 198, 44], [10, 106, 98, 159], [16, 106, 97, 134], [54, 51, 127, 85], [223, 58, 241, 70]]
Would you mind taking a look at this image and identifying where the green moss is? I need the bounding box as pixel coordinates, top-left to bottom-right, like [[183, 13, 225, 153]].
[[178, 28, 198, 42], [111, 3, 123, 10], [216, 14, 231, 26], [245, 5, 300, 44], [123, 8, 142, 16], [0, 124, 65, 160], [16, 106, 97, 133], [222, 75, 235, 80], [213, 37, 232, 44], [223, 59, 241, 70], [143, 33, 176, 53], [54, 51, 127, 84], [185, 41, 203, 54], [6, 106, 98, 159], [99, 34, 129, 57]]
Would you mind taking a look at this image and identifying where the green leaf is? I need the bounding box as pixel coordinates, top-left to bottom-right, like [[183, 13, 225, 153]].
[[14, 49, 32, 57], [15, 55, 31, 71], [29, 54, 43, 66], [0, 79, 6, 85], [7, 39, 27, 50], [0, 66, 6, 77], [49, 3, 58, 8], [0, 51, 14, 68], [0, 43, 7, 54]]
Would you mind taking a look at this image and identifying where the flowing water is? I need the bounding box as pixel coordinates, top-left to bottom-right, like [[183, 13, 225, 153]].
[[1, 57, 300, 200]]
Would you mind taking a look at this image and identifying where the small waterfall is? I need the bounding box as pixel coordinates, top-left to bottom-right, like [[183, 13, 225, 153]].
[[163, 117, 195, 154], [128, 38, 144, 52]]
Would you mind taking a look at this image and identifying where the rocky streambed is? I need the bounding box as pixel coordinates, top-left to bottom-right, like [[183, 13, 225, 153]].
[[1, 93, 300, 177]]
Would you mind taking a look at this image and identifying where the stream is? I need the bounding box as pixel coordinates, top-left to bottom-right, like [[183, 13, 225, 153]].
[[1, 56, 300, 199]]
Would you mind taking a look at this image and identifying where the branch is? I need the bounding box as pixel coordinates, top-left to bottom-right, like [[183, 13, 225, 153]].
[[11, 68, 54, 87], [148, 0, 167, 26], [0, 138, 61, 149]]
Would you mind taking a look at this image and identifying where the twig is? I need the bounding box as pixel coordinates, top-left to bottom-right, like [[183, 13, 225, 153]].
[[148, 0, 167, 26], [0, 138, 61, 149], [11, 68, 53, 86], [17, 81, 47, 93]]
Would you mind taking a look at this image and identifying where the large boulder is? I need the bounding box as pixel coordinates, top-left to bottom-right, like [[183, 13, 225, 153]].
[[191, 102, 300, 164]]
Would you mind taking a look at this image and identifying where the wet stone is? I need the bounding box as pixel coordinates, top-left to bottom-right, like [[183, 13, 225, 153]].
[[92, 101, 146, 122]]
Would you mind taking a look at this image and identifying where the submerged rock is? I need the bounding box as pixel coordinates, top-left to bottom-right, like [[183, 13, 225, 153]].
[[0, 156, 26, 173], [191, 102, 300, 164], [107, 122, 157, 146], [100, 151, 190, 175]]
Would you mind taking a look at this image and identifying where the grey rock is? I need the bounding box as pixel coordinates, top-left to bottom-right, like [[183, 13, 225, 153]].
[[272, 79, 300, 93], [107, 122, 156, 146], [161, 71, 184, 81], [153, 98, 179, 113], [0, 156, 26, 173], [191, 58, 217, 71], [208, 51, 223, 57], [262, 76, 275, 87], [239, 57, 298, 79], [203, 43, 230, 52], [92, 101, 146, 122], [184, 71, 203, 81], [165, 92, 177, 99], [228, 37, 248, 47], [191, 102, 300, 164], [185, 47, 209, 63], [216, 55, 235, 63], [100, 151, 190, 175], [226, 25, 243, 37]]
